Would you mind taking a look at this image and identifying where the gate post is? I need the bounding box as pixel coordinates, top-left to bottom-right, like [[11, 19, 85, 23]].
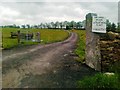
[[17, 30, 20, 44], [36, 32, 40, 43], [85, 13, 101, 71]]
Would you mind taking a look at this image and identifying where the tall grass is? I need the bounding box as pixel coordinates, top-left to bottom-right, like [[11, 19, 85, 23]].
[[74, 30, 86, 62], [2, 28, 69, 49]]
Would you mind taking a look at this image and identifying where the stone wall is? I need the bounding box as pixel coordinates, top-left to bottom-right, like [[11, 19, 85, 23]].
[[85, 13, 101, 71]]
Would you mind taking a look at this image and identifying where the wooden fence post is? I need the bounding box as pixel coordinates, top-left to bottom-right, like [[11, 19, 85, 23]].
[[17, 30, 20, 44]]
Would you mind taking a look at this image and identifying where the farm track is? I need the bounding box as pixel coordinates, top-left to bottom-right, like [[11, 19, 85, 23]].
[[2, 32, 97, 88]]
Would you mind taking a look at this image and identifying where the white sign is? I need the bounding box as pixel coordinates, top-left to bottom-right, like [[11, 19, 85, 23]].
[[92, 16, 106, 33]]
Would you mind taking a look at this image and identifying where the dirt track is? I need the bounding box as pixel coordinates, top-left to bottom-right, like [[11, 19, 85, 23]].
[[2, 32, 97, 88]]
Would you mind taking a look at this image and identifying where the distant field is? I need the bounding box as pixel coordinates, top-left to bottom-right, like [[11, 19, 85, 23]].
[[74, 30, 86, 62], [2, 28, 69, 49]]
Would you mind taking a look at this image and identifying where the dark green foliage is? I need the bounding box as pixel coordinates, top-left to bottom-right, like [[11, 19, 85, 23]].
[[77, 73, 120, 89], [1, 20, 86, 30], [66, 25, 71, 30], [111, 23, 116, 32], [106, 19, 112, 32], [106, 20, 117, 32], [117, 23, 120, 32]]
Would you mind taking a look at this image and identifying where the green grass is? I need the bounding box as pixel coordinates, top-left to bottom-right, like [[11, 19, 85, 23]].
[[74, 30, 86, 62], [77, 73, 120, 89], [1, 28, 69, 49]]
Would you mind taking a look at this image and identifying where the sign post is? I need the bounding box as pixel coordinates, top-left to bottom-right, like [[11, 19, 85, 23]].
[[17, 30, 20, 44], [85, 13, 106, 71], [92, 16, 106, 33]]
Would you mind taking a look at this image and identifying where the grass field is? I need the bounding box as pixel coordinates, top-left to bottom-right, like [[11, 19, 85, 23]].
[[74, 30, 86, 62], [2, 28, 69, 49]]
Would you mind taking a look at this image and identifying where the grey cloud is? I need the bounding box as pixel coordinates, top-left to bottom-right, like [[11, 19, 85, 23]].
[[0, 2, 118, 25], [76, 2, 118, 23]]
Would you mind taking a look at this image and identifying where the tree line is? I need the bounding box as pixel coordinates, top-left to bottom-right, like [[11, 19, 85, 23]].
[[1, 20, 120, 32], [106, 20, 120, 32], [1, 21, 85, 30]]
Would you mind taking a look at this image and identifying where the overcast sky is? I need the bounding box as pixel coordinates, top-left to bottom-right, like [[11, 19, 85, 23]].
[[0, 1, 119, 25]]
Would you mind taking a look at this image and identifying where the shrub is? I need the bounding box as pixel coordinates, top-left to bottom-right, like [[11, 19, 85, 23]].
[[77, 73, 120, 89]]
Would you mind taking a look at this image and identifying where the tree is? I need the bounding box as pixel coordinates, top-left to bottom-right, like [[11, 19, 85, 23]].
[[42, 24, 46, 28], [26, 24, 30, 28], [63, 21, 71, 30], [106, 19, 112, 32], [16, 25, 20, 28], [13, 24, 17, 28], [63, 21, 68, 29], [69, 21, 76, 29], [111, 23, 116, 32], [50, 22, 55, 29], [59, 22, 64, 29], [82, 20, 86, 29], [70, 21, 74, 29], [117, 23, 120, 32], [54, 21, 59, 29], [76, 21, 82, 29], [40, 23, 43, 29], [38, 24, 41, 29], [33, 25, 38, 28], [45, 23, 50, 29], [21, 25, 26, 28]]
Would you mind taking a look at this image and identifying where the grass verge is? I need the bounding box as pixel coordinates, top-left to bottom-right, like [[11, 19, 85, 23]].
[[77, 73, 120, 89], [73, 30, 86, 63]]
